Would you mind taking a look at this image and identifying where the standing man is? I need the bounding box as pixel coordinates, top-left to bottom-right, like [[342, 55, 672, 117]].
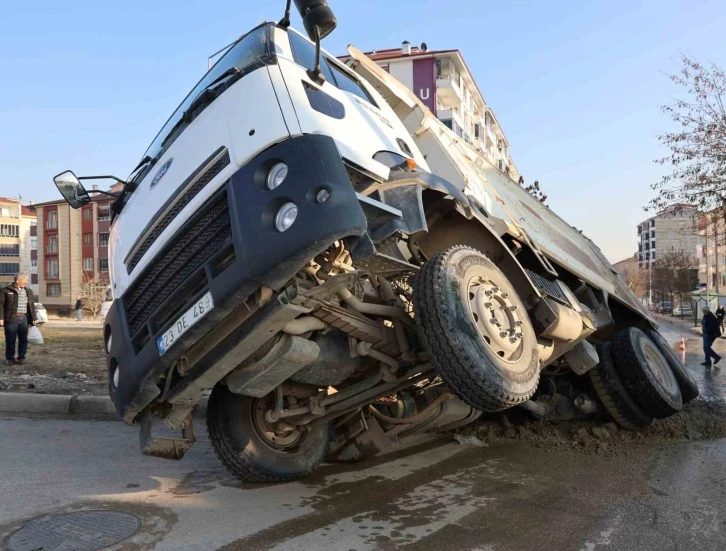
[[1, 273, 37, 366], [716, 304, 725, 335], [701, 304, 722, 368], [75, 297, 83, 321]]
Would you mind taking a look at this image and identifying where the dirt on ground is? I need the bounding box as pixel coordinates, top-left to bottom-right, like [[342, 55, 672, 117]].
[[0, 325, 107, 395], [457, 396, 726, 456]]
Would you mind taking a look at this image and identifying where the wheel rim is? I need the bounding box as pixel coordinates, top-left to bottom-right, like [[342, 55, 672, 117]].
[[251, 397, 306, 452], [466, 275, 525, 364], [641, 339, 678, 392]]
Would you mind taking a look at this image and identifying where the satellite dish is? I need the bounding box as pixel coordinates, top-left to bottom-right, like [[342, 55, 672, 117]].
[[421, 42, 428, 52]]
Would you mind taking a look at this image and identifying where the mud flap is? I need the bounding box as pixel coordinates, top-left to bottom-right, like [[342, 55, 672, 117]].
[[139, 409, 196, 460]]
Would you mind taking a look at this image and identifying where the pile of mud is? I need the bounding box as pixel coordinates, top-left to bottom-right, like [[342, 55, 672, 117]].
[[457, 397, 726, 456]]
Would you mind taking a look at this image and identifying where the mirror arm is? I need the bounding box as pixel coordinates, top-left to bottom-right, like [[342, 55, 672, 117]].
[[307, 26, 325, 85], [78, 175, 138, 193], [279, 0, 292, 28]]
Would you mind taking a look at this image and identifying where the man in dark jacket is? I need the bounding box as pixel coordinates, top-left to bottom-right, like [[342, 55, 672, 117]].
[[1, 273, 37, 366], [701, 305, 722, 367], [716, 304, 725, 334]]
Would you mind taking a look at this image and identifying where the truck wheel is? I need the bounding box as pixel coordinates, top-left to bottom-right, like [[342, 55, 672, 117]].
[[589, 343, 653, 430], [645, 329, 699, 404], [611, 327, 683, 419], [413, 245, 540, 411], [207, 385, 328, 483]]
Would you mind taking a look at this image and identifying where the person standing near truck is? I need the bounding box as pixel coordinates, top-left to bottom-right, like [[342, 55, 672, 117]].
[[0, 273, 37, 366], [701, 305, 722, 367], [75, 298, 84, 321], [716, 304, 725, 334]]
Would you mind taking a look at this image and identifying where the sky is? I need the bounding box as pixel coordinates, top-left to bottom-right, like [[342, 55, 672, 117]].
[[1, 0, 725, 262]]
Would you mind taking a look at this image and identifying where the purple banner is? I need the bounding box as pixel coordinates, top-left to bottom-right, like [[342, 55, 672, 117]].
[[413, 58, 436, 116]]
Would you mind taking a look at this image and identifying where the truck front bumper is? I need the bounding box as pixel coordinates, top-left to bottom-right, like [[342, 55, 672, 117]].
[[105, 134, 367, 421]]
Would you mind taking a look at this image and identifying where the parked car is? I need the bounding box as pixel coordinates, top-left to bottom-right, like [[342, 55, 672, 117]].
[[34, 303, 48, 324], [673, 305, 693, 317], [660, 301, 673, 314]]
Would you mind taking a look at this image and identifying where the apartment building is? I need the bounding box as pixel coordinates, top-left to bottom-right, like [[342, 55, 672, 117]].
[[636, 205, 702, 269], [34, 193, 113, 314], [0, 197, 37, 293], [339, 42, 519, 180], [696, 207, 726, 291]]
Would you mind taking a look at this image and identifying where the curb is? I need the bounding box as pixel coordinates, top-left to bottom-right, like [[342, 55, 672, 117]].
[[0, 392, 209, 417]]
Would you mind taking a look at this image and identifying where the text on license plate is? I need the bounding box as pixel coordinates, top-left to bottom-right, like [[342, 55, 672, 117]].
[[157, 292, 214, 356]]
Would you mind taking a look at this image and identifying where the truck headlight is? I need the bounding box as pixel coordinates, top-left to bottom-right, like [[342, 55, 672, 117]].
[[266, 162, 288, 190], [275, 202, 298, 232]]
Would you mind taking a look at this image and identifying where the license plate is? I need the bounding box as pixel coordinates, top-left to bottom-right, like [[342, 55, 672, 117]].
[[157, 292, 214, 356]]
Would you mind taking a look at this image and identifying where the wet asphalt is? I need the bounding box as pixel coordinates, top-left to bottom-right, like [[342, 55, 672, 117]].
[[0, 321, 724, 550]]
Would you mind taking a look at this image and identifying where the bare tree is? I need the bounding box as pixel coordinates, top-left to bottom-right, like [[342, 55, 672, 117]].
[[79, 275, 110, 319], [622, 265, 648, 298], [651, 252, 699, 308], [650, 56, 726, 212], [518, 177, 548, 204]]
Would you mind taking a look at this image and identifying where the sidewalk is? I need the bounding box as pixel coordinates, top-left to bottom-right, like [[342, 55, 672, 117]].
[[44, 318, 103, 329], [652, 312, 702, 335]]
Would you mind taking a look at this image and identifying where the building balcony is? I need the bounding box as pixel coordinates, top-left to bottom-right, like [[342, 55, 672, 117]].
[[436, 77, 463, 106], [438, 107, 465, 131]]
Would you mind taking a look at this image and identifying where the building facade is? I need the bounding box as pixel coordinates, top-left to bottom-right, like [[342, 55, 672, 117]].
[[34, 194, 112, 313], [636, 205, 702, 269], [697, 208, 726, 291], [0, 197, 37, 293], [339, 43, 519, 180]]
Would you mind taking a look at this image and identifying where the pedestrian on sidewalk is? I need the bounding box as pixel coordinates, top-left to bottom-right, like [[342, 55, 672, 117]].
[[75, 297, 84, 321], [716, 304, 725, 335], [0, 273, 37, 366], [701, 305, 722, 368]]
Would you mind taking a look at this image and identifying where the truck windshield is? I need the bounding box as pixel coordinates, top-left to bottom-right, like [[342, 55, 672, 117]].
[[130, 23, 275, 184]]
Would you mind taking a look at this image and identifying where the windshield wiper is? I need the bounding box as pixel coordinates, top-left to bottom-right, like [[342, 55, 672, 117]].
[[160, 68, 242, 150]]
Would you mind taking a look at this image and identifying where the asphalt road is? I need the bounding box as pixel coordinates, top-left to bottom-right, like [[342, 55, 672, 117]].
[[1, 321, 725, 551]]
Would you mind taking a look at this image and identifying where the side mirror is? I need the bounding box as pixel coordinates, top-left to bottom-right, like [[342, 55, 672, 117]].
[[294, 0, 337, 40], [53, 170, 92, 209]]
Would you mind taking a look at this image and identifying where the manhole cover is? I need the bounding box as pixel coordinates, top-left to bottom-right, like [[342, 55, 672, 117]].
[[7, 510, 141, 551]]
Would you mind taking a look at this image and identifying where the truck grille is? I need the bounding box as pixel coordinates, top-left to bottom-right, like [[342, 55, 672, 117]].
[[124, 191, 231, 336], [126, 149, 230, 273]]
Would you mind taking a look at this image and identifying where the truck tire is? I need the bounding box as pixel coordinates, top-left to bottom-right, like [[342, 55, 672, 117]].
[[589, 343, 653, 430], [413, 245, 540, 411], [611, 327, 683, 419], [207, 385, 328, 483], [645, 329, 699, 404]]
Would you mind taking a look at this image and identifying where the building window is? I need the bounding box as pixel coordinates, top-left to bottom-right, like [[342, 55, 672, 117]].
[[0, 263, 20, 276], [31, 258, 37, 268], [0, 244, 19, 257], [83, 207, 93, 220], [47, 283, 61, 297], [0, 224, 19, 238], [98, 206, 111, 221], [46, 210, 58, 230], [98, 232, 109, 247], [83, 258, 94, 271], [99, 258, 109, 272], [83, 233, 93, 246], [46, 234, 58, 254], [30, 237, 37, 250], [47, 258, 59, 279], [30, 220, 37, 227], [0, 207, 10, 217], [31, 274, 38, 285]]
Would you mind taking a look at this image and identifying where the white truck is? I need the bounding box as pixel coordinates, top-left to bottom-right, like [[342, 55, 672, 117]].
[[53, 0, 698, 482]]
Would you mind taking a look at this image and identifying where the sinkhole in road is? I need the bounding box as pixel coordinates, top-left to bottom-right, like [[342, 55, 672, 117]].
[[6, 510, 141, 551]]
